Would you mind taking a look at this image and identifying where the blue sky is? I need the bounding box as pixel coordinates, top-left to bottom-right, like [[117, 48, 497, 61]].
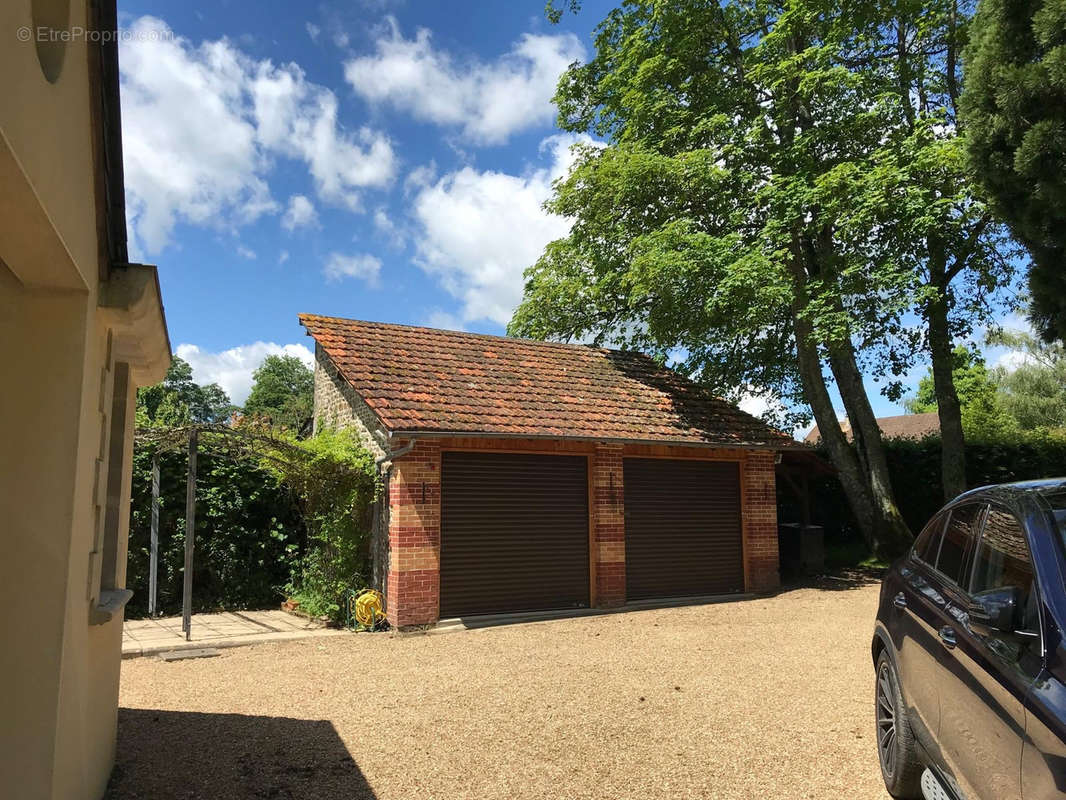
[[116, 1, 1022, 429], [117, 0, 620, 405]]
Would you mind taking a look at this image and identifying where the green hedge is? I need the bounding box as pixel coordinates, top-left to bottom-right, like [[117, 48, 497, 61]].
[[783, 435, 1066, 552], [126, 445, 305, 618]]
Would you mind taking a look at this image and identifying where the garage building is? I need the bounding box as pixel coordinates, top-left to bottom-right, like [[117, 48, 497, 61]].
[[299, 314, 792, 628]]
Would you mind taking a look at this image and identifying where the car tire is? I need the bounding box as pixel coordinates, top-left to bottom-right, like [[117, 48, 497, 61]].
[[875, 652, 923, 798]]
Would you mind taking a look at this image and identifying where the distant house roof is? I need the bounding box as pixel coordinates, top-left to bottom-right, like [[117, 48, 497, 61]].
[[298, 314, 795, 448], [804, 411, 941, 444]]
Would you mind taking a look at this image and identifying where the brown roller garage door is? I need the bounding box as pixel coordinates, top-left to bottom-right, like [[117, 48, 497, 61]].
[[624, 458, 744, 600], [440, 452, 589, 617]]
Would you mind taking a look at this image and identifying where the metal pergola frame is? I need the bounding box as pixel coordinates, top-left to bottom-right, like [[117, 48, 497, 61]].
[[135, 424, 316, 640]]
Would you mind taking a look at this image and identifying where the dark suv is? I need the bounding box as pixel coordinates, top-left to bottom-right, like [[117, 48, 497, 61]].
[[872, 479, 1066, 799]]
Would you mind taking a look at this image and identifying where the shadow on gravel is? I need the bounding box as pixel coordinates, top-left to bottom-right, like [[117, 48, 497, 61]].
[[105, 708, 376, 799], [767, 567, 885, 597]]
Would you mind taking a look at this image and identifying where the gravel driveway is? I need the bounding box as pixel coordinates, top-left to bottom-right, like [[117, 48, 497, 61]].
[[109, 576, 891, 800]]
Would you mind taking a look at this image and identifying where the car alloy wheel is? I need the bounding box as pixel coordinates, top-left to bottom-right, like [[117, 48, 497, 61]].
[[877, 659, 899, 777]]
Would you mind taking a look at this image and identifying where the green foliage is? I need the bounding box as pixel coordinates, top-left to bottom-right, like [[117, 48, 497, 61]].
[[244, 355, 314, 434], [905, 347, 991, 413], [512, 0, 1013, 421], [138, 356, 235, 426], [132, 358, 377, 622], [126, 444, 303, 618], [260, 428, 378, 622], [545, 0, 582, 24], [904, 346, 1017, 438], [800, 432, 1066, 544], [510, 0, 1021, 554], [905, 333, 1066, 436], [128, 427, 378, 623], [989, 329, 1066, 430], [962, 0, 1066, 341]]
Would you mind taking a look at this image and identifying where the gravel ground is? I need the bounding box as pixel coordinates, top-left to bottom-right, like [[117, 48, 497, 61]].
[[109, 576, 892, 800]]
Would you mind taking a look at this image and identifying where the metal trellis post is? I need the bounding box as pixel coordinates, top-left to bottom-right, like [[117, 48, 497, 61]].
[[149, 453, 160, 617], [181, 429, 198, 641]]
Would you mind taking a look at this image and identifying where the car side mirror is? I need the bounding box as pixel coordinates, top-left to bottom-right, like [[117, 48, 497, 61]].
[[969, 586, 1020, 636]]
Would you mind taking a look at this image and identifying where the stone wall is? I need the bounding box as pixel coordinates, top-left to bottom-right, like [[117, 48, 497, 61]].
[[312, 343, 386, 461]]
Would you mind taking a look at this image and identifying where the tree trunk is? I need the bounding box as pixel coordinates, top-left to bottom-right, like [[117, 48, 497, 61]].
[[798, 229, 913, 557], [825, 342, 914, 557], [926, 285, 967, 500], [791, 304, 879, 551], [784, 243, 885, 552]]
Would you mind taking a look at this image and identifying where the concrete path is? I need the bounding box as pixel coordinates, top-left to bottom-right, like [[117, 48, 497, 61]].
[[122, 609, 346, 658]]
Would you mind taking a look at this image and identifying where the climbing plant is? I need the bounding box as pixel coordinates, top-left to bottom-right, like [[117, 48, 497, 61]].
[[260, 427, 378, 621], [131, 423, 377, 623], [127, 443, 302, 618]]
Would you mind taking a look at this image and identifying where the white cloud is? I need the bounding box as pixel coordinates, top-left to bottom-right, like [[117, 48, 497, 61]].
[[250, 62, 396, 210], [410, 133, 593, 325], [278, 249, 290, 264], [982, 314, 1040, 374], [236, 245, 257, 259], [372, 208, 405, 248], [281, 194, 318, 230], [404, 162, 437, 195], [424, 310, 466, 331], [737, 393, 772, 419], [305, 22, 320, 42], [120, 18, 274, 255], [735, 387, 788, 424], [344, 19, 585, 144], [993, 349, 1035, 372], [176, 341, 314, 405], [120, 15, 396, 254], [324, 252, 382, 285]]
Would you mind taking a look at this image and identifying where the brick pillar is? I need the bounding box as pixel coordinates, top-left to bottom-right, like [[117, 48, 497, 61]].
[[592, 443, 625, 607], [743, 450, 780, 592], [385, 440, 441, 627]]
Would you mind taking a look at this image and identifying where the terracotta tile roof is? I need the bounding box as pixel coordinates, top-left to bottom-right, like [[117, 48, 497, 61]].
[[299, 314, 794, 448], [804, 411, 941, 444]]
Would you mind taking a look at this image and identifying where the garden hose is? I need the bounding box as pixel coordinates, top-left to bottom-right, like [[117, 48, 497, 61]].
[[354, 588, 385, 627]]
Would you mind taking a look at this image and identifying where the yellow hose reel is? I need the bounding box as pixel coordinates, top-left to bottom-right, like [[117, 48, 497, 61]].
[[352, 588, 385, 628]]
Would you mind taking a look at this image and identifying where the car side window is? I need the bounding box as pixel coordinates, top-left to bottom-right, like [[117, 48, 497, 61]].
[[971, 507, 1037, 632], [935, 503, 985, 586], [913, 511, 947, 564]]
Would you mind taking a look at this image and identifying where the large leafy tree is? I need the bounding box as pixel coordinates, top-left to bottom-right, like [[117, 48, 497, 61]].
[[905, 346, 1017, 438], [243, 354, 315, 434], [514, 0, 1011, 554], [962, 0, 1066, 341], [137, 356, 234, 426], [989, 329, 1066, 430], [906, 347, 997, 414], [832, 0, 1017, 501]]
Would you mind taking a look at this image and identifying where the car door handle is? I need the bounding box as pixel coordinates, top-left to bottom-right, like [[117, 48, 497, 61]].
[[893, 592, 907, 610], [939, 626, 957, 649]]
